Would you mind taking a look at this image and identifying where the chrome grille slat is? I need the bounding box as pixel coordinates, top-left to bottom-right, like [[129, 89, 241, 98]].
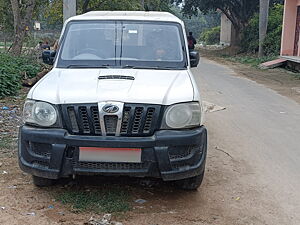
[[120, 107, 131, 134], [67, 107, 79, 133], [104, 115, 118, 135], [91, 106, 101, 134], [132, 107, 144, 134], [143, 108, 155, 134], [78, 106, 91, 134]]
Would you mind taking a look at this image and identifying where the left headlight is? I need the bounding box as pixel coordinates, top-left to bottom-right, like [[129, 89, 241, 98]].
[[23, 100, 59, 127], [161, 102, 202, 129]]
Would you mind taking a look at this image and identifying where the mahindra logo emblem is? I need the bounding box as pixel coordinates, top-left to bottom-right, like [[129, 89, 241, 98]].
[[102, 104, 119, 113]]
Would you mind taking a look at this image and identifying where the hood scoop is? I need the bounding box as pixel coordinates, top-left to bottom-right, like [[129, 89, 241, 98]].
[[98, 75, 135, 80]]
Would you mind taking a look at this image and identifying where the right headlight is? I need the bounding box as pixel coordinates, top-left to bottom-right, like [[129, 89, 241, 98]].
[[23, 100, 59, 127], [161, 102, 202, 129]]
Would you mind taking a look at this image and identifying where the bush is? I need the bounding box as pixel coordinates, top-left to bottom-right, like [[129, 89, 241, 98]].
[[227, 55, 277, 67], [200, 26, 221, 45], [0, 53, 41, 97], [241, 4, 284, 55]]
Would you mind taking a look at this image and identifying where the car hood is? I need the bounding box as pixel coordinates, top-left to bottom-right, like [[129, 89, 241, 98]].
[[29, 68, 195, 105]]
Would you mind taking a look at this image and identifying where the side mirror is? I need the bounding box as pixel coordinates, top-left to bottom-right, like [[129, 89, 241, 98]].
[[42, 50, 56, 65], [189, 50, 200, 68]]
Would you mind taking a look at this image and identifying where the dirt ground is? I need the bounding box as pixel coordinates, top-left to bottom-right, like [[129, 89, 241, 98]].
[[0, 57, 299, 225]]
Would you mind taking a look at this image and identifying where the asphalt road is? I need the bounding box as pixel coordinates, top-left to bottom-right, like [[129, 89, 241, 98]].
[[193, 58, 300, 225]]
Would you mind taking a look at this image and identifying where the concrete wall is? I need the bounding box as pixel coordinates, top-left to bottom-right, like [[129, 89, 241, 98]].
[[220, 13, 232, 46], [281, 0, 298, 56]]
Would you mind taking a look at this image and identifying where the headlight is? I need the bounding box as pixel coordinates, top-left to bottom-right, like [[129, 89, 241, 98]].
[[23, 100, 58, 127], [161, 102, 201, 129]]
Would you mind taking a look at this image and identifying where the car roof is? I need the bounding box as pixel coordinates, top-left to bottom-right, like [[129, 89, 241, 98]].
[[66, 11, 183, 24]]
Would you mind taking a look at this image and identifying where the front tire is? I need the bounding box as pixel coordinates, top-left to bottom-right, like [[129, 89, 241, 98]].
[[175, 171, 204, 190], [32, 175, 55, 187]]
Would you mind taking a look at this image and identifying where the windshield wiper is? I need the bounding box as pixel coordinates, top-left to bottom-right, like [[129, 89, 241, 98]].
[[122, 65, 176, 70], [66, 64, 111, 69]]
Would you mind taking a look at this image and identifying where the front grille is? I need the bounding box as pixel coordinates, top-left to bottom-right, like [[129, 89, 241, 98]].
[[62, 103, 161, 136], [73, 161, 148, 170], [120, 105, 159, 136]]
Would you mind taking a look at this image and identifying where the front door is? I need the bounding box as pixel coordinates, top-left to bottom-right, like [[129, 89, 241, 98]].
[[293, 6, 300, 56]]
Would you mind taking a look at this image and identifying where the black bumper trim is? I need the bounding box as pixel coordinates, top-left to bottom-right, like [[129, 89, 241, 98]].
[[18, 125, 207, 181]]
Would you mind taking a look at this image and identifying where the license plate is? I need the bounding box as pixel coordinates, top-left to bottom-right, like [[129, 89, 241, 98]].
[[79, 147, 141, 163]]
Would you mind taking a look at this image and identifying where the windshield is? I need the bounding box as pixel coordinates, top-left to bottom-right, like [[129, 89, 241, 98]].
[[57, 20, 187, 69]]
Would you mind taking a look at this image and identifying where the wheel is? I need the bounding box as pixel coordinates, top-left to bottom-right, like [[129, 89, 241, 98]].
[[175, 171, 205, 191], [32, 175, 55, 187]]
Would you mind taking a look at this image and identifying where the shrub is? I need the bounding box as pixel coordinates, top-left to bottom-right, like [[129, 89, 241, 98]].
[[241, 4, 284, 55], [0, 53, 41, 97], [200, 26, 221, 45]]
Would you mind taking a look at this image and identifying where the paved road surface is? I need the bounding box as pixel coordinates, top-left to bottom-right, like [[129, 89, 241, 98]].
[[194, 58, 300, 224]]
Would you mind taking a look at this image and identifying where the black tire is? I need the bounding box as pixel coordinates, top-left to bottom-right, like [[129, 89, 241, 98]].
[[175, 171, 205, 191], [32, 175, 55, 187]]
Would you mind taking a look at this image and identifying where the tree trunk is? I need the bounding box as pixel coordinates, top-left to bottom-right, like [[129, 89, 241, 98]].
[[82, 0, 90, 13], [4, 36, 7, 51], [141, 0, 145, 10], [9, 0, 36, 56], [259, 0, 270, 57]]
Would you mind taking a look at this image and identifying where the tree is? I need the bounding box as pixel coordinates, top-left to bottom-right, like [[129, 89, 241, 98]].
[[81, 0, 141, 13], [45, 0, 171, 27], [81, 0, 170, 12], [173, 0, 260, 45], [9, 0, 36, 56], [0, 0, 14, 50], [241, 3, 283, 55], [172, 5, 220, 39], [259, 0, 270, 56], [0, 0, 13, 33]]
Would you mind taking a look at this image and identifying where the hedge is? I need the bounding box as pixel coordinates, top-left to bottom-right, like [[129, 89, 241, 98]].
[[200, 26, 221, 45], [0, 53, 41, 97], [241, 4, 284, 55]]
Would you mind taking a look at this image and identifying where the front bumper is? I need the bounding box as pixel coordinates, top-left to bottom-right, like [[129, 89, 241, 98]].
[[18, 125, 207, 181]]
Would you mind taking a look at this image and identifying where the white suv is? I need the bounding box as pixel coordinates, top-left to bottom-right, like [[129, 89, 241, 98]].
[[18, 11, 207, 190]]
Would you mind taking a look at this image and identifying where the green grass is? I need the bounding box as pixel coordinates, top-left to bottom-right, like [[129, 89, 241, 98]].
[[56, 187, 131, 213], [289, 72, 300, 80], [225, 55, 277, 67], [0, 136, 15, 149], [0, 42, 12, 47]]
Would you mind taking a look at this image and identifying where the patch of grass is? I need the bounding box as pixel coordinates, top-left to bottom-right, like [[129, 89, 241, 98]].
[[56, 187, 131, 213], [225, 55, 277, 67], [0, 136, 15, 149], [0, 42, 12, 47], [290, 72, 300, 80]]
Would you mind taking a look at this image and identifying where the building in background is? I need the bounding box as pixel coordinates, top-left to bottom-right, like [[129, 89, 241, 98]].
[[220, 13, 233, 46], [281, 0, 300, 57], [219, 12, 238, 47]]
